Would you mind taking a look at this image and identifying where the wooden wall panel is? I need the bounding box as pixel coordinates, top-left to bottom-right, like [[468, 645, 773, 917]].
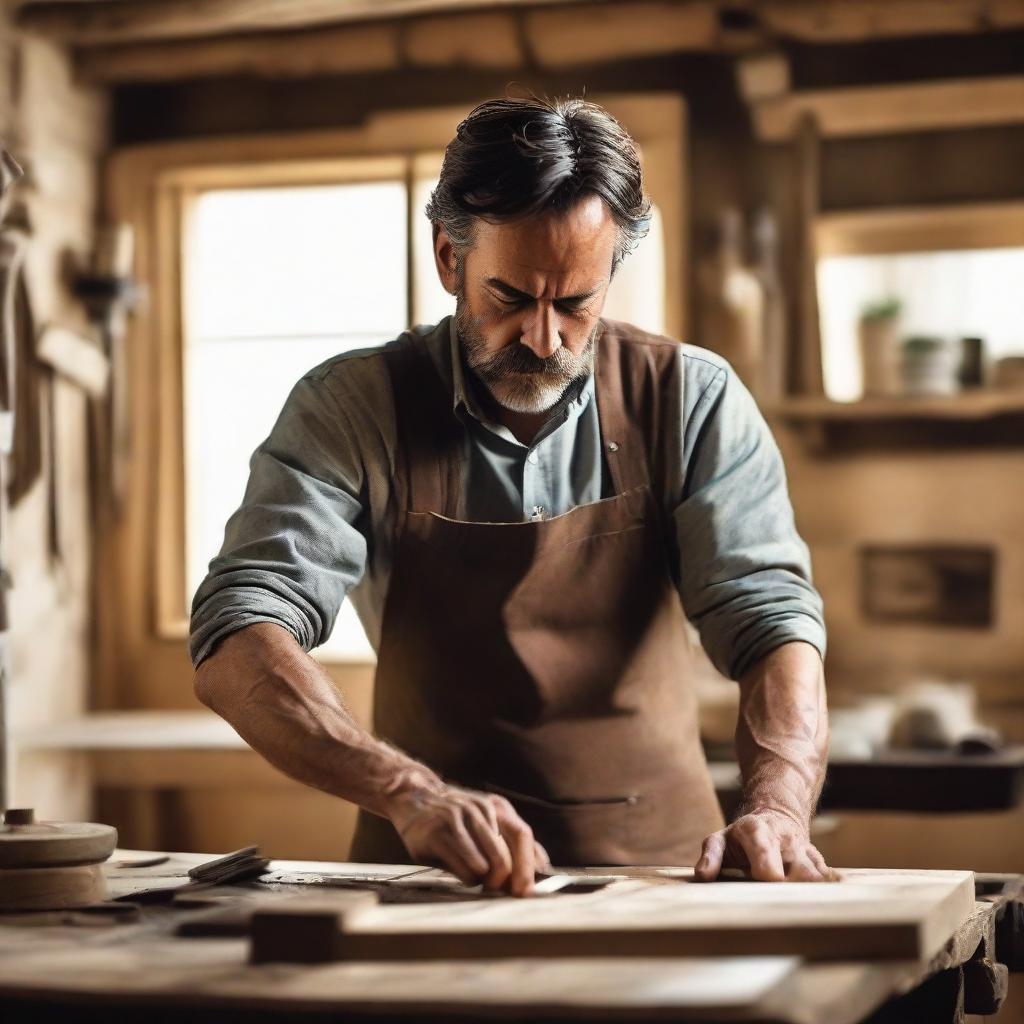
[[3, 18, 108, 821]]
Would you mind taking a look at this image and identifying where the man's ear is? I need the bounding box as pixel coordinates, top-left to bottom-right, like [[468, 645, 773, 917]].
[[433, 223, 459, 295]]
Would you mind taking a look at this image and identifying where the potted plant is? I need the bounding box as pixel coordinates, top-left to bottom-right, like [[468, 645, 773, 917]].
[[858, 297, 902, 398]]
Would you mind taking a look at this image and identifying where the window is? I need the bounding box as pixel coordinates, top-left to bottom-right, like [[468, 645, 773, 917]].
[[184, 181, 410, 660], [815, 203, 1024, 402]]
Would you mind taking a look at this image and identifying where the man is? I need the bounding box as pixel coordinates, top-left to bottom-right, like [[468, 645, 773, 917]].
[[191, 96, 831, 897]]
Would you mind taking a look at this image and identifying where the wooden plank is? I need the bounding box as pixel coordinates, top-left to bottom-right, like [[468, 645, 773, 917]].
[[101, 855, 976, 965], [21, 0, 1024, 48], [774, 392, 1024, 424], [331, 868, 975, 962], [524, 2, 717, 67], [761, 0, 1024, 42], [754, 76, 1024, 141], [13, 710, 246, 752], [75, 22, 402, 83], [71, 1, 717, 84], [15, 0, 586, 44], [0, 940, 805, 1020], [0, 854, 992, 1023], [815, 201, 1024, 257], [244, 953, 806, 1015]]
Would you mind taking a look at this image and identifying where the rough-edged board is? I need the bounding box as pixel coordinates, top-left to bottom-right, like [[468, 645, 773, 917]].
[[329, 868, 975, 963], [0, 935, 802, 1020]]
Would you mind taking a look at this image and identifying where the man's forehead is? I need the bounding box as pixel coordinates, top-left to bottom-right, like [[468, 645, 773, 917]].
[[470, 196, 617, 285]]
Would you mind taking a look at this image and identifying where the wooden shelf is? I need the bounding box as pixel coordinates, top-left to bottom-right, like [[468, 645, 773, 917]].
[[711, 747, 1024, 813], [770, 391, 1024, 452], [13, 710, 246, 751], [773, 391, 1024, 423]]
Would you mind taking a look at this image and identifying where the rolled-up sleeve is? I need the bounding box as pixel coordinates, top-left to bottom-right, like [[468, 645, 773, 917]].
[[674, 363, 826, 679], [188, 372, 369, 667]]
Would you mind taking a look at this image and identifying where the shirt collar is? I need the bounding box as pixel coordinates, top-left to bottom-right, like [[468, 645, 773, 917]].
[[447, 313, 595, 434]]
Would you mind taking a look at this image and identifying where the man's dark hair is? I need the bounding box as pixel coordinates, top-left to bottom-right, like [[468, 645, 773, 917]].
[[426, 95, 651, 274]]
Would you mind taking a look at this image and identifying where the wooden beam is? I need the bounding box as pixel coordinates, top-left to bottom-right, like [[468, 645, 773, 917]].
[[754, 76, 1024, 141], [73, 0, 719, 84], [15, 0, 584, 44], [795, 112, 823, 396], [814, 202, 1024, 258], [760, 0, 1024, 42], [76, 21, 404, 82], [23, 0, 1024, 49], [525, 1, 717, 67], [46, 0, 1024, 85]]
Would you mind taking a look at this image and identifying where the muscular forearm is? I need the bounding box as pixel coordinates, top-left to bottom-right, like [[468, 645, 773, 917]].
[[193, 621, 546, 894], [192, 622, 443, 817], [735, 640, 828, 834]]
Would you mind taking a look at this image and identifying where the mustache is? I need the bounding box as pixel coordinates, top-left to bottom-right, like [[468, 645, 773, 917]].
[[474, 342, 578, 379]]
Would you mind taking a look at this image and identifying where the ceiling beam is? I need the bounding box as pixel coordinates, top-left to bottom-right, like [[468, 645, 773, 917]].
[[753, 75, 1024, 141], [72, 2, 721, 84], [17, 0, 1024, 48], [23, 0, 1024, 86], [759, 0, 1024, 42], [14, 0, 587, 45]]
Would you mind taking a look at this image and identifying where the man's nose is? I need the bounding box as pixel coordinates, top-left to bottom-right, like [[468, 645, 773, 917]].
[[521, 305, 561, 360]]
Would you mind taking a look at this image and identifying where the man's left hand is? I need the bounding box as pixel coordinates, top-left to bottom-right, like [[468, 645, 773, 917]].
[[693, 810, 837, 882]]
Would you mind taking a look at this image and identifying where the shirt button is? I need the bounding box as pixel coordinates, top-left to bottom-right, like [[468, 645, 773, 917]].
[[527, 450, 539, 465]]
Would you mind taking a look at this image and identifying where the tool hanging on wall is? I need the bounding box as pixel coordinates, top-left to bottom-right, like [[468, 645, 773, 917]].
[[72, 225, 140, 513]]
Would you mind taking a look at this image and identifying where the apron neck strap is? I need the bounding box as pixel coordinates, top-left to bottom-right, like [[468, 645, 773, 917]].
[[595, 322, 657, 496], [384, 328, 462, 517]]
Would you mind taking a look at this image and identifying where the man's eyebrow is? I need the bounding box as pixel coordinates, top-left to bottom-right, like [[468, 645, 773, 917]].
[[485, 277, 601, 303]]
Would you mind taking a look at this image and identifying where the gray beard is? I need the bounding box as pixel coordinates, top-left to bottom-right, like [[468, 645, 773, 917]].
[[456, 302, 598, 415]]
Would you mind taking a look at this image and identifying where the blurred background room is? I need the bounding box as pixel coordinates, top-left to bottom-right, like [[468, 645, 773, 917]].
[[1, 0, 1023, 885]]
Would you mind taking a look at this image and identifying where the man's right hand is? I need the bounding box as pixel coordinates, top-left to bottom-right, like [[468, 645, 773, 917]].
[[386, 784, 550, 897]]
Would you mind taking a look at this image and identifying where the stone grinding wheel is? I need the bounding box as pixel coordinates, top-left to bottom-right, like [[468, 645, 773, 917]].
[[0, 808, 118, 910]]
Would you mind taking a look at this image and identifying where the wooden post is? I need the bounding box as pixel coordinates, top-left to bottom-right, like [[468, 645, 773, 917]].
[[795, 112, 824, 396], [0, 146, 24, 808]]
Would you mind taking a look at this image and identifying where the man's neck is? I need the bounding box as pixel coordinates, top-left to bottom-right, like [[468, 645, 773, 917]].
[[497, 408, 550, 446], [474, 384, 549, 445]]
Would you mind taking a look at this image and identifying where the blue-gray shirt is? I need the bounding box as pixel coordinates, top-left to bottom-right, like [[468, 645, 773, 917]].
[[189, 316, 825, 678]]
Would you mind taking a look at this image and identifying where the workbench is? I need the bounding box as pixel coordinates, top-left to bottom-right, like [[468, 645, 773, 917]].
[[0, 851, 1019, 1023]]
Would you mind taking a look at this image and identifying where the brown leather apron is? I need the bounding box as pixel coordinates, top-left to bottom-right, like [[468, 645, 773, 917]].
[[350, 320, 724, 866]]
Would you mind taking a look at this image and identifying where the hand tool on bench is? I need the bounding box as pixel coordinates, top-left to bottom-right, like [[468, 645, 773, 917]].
[[117, 845, 269, 904]]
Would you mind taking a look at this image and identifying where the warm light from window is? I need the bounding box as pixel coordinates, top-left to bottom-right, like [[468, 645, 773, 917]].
[[184, 182, 408, 661], [818, 247, 1024, 402]]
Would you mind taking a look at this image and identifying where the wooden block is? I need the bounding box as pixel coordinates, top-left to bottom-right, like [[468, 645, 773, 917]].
[[250, 892, 378, 964], [320, 869, 976, 963], [0, 863, 107, 911]]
